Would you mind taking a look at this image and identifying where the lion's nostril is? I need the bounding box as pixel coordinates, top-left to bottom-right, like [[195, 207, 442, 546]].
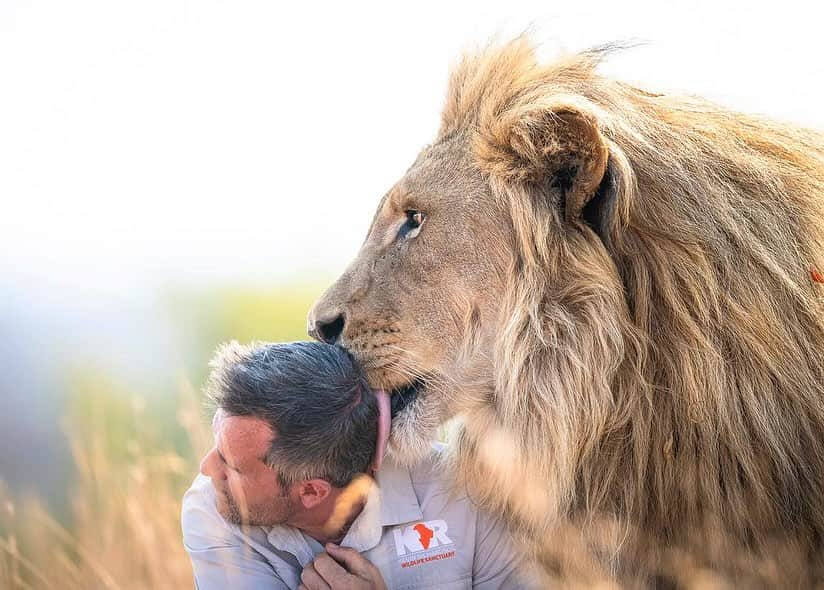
[[313, 313, 345, 344]]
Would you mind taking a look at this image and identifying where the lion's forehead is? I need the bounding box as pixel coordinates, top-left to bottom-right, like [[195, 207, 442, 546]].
[[390, 146, 491, 212]]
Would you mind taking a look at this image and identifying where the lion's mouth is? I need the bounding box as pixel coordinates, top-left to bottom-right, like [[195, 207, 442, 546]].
[[389, 378, 426, 419]]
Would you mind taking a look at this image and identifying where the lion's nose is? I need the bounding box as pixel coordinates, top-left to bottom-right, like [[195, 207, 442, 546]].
[[308, 312, 346, 344]]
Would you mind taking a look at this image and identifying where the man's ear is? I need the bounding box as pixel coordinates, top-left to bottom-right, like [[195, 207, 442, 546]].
[[295, 479, 333, 510], [476, 100, 613, 241]]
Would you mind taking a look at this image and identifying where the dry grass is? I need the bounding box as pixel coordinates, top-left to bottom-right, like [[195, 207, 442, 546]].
[[0, 285, 326, 589], [0, 378, 211, 590]]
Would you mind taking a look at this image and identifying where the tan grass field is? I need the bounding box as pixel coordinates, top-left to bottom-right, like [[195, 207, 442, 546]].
[[0, 286, 325, 590], [0, 381, 209, 590]]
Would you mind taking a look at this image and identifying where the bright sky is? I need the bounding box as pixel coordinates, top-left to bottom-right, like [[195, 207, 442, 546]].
[[1, 0, 822, 299]]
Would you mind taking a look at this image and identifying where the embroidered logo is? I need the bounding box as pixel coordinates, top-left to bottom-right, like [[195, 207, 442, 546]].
[[812, 266, 824, 284], [392, 519, 456, 568]]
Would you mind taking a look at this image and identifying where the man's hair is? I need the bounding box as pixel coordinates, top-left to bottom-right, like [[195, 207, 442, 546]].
[[205, 340, 378, 488]]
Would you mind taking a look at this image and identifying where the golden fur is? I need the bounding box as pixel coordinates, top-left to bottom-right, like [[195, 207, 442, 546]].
[[310, 37, 824, 587]]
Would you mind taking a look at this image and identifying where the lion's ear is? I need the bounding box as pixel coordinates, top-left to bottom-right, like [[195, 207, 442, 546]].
[[478, 102, 613, 241]]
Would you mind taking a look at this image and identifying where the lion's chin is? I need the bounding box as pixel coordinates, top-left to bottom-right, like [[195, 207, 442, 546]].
[[386, 385, 446, 467]]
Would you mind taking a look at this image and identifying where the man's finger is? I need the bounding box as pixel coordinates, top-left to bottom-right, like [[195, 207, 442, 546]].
[[300, 562, 332, 590], [325, 543, 375, 578], [312, 552, 350, 583]]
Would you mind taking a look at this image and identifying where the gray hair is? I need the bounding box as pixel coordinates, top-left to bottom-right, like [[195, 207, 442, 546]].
[[205, 340, 377, 488]]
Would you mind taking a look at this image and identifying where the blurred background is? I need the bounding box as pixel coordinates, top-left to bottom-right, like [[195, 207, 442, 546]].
[[1, 0, 821, 587]]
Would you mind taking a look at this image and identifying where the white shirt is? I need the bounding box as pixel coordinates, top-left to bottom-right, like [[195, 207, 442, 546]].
[[182, 450, 537, 589]]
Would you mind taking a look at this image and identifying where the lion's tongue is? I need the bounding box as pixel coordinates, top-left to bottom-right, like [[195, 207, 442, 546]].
[[371, 389, 391, 474]]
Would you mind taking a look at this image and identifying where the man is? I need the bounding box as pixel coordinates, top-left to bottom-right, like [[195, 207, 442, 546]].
[[182, 340, 536, 589]]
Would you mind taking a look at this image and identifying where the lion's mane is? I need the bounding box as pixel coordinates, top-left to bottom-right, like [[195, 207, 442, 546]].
[[440, 39, 824, 586]]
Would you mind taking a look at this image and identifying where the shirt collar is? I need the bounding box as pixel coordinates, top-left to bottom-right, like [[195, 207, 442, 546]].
[[341, 458, 423, 552], [373, 457, 423, 527]]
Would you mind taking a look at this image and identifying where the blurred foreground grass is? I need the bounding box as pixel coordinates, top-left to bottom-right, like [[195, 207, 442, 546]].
[[0, 283, 324, 589]]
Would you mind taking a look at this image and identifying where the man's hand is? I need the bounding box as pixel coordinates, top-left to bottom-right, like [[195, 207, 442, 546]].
[[298, 543, 387, 590]]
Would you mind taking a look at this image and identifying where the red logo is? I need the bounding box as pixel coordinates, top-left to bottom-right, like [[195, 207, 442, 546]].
[[413, 523, 434, 550], [393, 519, 454, 558], [812, 266, 824, 284]]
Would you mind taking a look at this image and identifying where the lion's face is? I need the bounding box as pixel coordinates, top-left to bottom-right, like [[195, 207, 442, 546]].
[[309, 40, 617, 463], [308, 142, 509, 459]]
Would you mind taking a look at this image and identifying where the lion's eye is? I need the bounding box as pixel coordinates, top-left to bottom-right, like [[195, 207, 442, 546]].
[[397, 209, 426, 240]]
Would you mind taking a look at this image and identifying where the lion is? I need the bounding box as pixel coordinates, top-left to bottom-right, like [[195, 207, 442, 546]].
[[308, 37, 824, 588]]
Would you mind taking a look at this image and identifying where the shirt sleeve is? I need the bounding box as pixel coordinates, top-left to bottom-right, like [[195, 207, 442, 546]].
[[181, 477, 290, 590], [471, 507, 542, 590], [185, 544, 289, 590]]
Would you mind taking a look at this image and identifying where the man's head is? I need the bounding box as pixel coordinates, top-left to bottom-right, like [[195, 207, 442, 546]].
[[199, 340, 378, 526]]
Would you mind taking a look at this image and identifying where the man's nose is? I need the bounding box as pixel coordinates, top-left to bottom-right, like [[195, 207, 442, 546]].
[[199, 447, 224, 480]]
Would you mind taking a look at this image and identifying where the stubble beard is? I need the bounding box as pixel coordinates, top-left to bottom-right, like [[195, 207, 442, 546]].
[[215, 488, 293, 527]]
